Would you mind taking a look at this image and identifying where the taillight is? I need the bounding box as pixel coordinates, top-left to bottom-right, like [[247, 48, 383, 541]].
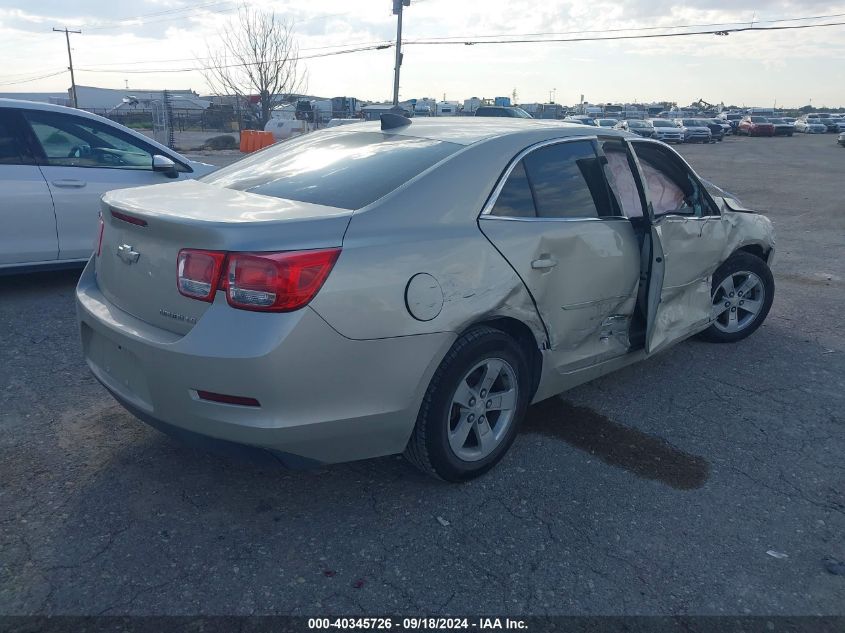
[[177, 249, 226, 302], [225, 248, 340, 312], [176, 248, 340, 312], [95, 214, 105, 257]]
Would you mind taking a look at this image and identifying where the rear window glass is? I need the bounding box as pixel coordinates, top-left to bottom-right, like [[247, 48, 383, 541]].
[[522, 140, 613, 219], [202, 131, 460, 210], [490, 160, 535, 218]]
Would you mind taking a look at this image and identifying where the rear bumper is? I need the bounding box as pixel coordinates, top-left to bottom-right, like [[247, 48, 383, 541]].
[[75, 259, 455, 464]]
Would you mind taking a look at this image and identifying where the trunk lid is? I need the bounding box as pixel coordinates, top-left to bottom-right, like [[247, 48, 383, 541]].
[[95, 180, 352, 335]]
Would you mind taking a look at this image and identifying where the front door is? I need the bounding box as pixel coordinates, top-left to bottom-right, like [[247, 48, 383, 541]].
[[628, 139, 729, 354], [0, 108, 56, 265], [23, 109, 185, 261], [479, 138, 641, 373]]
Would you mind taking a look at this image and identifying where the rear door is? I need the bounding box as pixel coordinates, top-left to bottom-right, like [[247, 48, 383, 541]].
[[628, 139, 728, 354], [0, 108, 57, 265], [23, 109, 191, 261], [479, 137, 641, 373]]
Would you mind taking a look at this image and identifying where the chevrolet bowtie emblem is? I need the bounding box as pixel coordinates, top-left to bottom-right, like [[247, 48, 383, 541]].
[[117, 244, 140, 265]]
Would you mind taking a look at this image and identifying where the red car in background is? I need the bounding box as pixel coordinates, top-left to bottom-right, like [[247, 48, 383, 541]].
[[738, 116, 775, 137]]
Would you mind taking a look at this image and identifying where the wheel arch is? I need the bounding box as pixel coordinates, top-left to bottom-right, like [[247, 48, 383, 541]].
[[735, 242, 773, 265], [460, 316, 543, 401]]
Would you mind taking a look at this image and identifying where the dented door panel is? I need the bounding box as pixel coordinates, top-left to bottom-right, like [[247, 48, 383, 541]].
[[480, 217, 640, 372], [645, 216, 728, 353]]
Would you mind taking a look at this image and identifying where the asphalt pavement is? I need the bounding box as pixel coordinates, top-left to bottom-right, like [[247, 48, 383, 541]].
[[1, 133, 843, 616]]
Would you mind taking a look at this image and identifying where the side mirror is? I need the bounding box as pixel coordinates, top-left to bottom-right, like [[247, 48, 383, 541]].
[[153, 154, 178, 178]]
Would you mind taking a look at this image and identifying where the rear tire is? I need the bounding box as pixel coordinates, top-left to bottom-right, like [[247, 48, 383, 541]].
[[404, 326, 531, 481], [699, 252, 774, 344]]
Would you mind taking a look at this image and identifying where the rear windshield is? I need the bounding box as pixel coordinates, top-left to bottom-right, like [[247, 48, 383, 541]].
[[202, 131, 461, 210]]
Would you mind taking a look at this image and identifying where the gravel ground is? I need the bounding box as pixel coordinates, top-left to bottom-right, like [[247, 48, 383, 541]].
[[1, 133, 843, 616]]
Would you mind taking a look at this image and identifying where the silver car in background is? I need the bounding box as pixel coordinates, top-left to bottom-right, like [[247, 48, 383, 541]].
[[648, 118, 684, 143], [676, 118, 713, 143], [795, 118, 827, 134], [77, 117, 775, 481]]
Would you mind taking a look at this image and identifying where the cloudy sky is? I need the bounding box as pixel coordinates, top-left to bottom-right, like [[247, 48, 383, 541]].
[[1, 0, 844, 107]]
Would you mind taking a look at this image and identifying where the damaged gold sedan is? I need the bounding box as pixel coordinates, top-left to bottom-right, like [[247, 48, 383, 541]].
[[77, 117, 774, 481]]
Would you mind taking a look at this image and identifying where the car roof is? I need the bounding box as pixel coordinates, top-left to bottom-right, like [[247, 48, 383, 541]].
[[0, 97, 182, 158], [337, 118, 619, 146]]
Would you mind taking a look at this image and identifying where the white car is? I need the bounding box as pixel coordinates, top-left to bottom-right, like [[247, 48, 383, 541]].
[[648, 119, 684, 143], [595, 118, 619, 128], [0, 99, 215, 272], [794, 118, 827, 134]]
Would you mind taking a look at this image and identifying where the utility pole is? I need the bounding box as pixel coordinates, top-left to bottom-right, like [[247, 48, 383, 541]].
[[53, 27, 81, 108], [392, 0, 410, 106]]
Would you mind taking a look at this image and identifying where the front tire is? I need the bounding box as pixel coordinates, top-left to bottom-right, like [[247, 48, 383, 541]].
[[404, 326, 531, 481], [699, 252, 774, 344]]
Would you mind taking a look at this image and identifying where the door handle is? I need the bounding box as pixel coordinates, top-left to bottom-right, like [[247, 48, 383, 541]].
[[51, 179, 87, 188], [531, 257, 558, 270]]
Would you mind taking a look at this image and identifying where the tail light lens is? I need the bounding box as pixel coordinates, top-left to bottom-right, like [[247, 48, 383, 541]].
[[175, 248, 340, 312], [177, 249, 226, 302], [225, 248, 340, 312]]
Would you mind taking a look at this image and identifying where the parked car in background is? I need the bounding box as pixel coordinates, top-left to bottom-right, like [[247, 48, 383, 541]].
[[76, 117, 775, 481], [839, 132, 845, 147], [700, 119, 725, 141], [781, 117, 797, 124], [474, 106, 532, 118], [563, 115, 597, 126], [710, 118, 732, 136], [836, 119, 845, 133], [0, 99, 215, 273], [795, 118, 827, 134], [719, 112, 744, 132], [616, 119, 655, 137], [595, 118, 619, 128], [676, 119, 713, 143], [804, 113, 839, 131], [738, 116, 775, 137], [767, 118, 794, 136], [648, 118, 684, 143]]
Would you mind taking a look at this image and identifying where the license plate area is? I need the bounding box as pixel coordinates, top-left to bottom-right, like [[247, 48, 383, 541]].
[[83, 324, 153, 410]]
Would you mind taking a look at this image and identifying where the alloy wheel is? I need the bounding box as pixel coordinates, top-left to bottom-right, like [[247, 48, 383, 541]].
[[711, 271, 766, 333], [448, 358, 518, 462]]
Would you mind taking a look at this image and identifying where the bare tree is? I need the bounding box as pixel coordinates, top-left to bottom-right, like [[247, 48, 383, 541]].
[[202, 5, 306, 128]]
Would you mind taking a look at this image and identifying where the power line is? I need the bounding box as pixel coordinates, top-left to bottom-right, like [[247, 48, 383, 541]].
[[75, 44, 393, 74], [403, 20, 845, 46], [0, 70, 67, 87], [64, 19, 845, 76], [404, 11, 845, 42], [72, 39, 395, 68], [69, 9, 845, 71]]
